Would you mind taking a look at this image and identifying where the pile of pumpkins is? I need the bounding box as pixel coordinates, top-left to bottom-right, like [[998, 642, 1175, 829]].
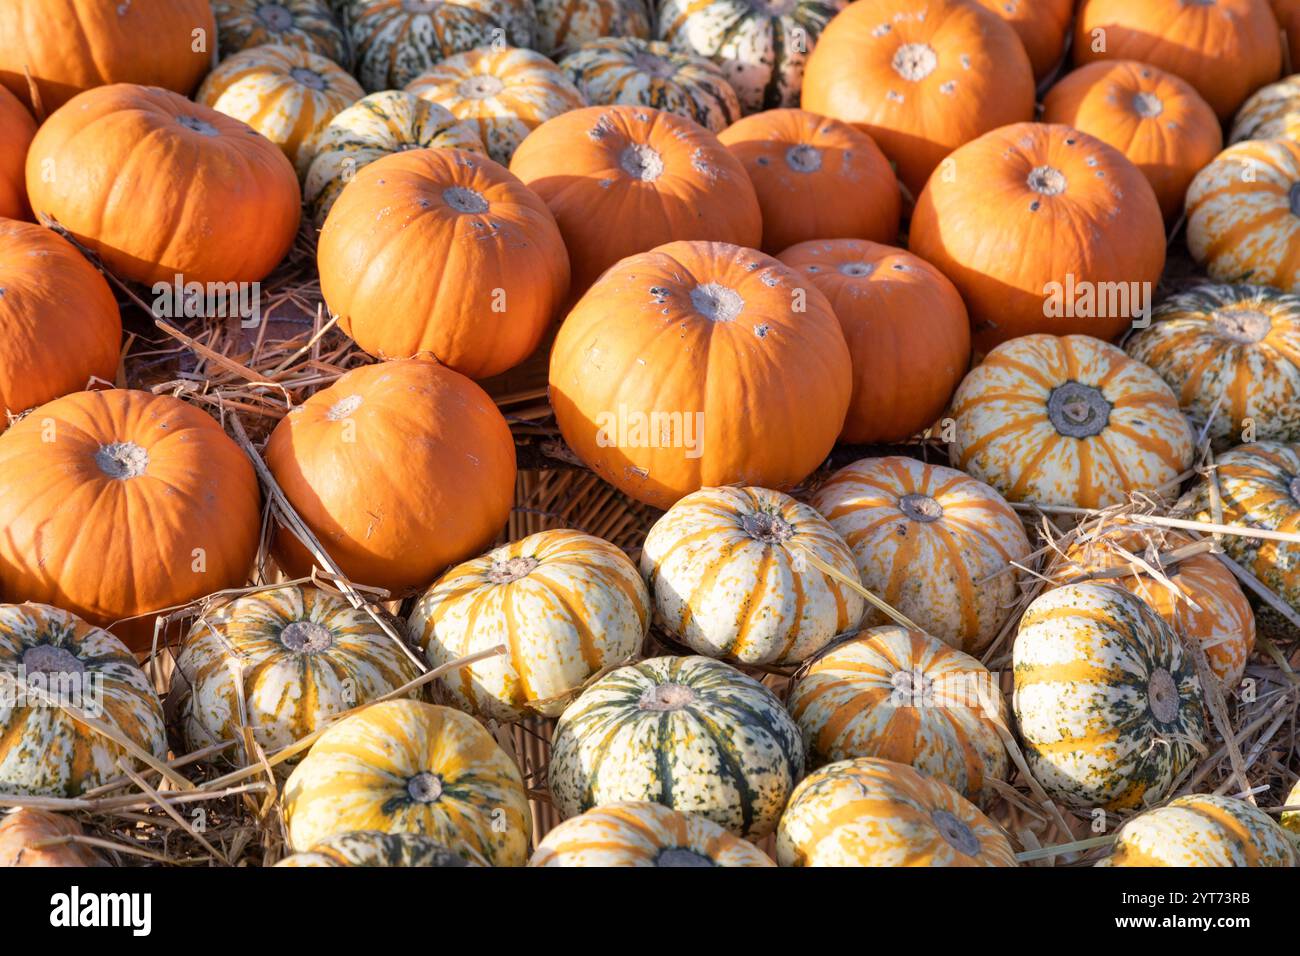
[[3, 0, 1300, 867]]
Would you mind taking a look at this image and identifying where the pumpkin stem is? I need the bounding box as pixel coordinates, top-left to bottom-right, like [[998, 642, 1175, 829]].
[[255, 3, 295, 31], [488, 555, 540, 584], [177, 115, 219, 137], [898, 493, 943, 523], [1131, 91, 1164, 118], [1213, 308, 1271, 343], [838, 262, 875, 278], [95, 441, 149, 479], [655, 847, 716, 867], [690, 283, 744, 323], [620, 144, 665, 182], [442, 186, 489, 214], [1289, 182, 1300, 218], [1026, 165, 1067, 196], [406, 772, 443, 803], [631, 52, 679, 79], [458, 74, 505, 99], [1045, 382, 1111, 438], [930, 810, 981, 857], [891, 43, 938, 81], [1290, 476, 1300, 506], [22, 644, 86, 676], [290, 68, 328, 92], [740, 510, 794, 543], [327, 395, 362, 420], [1147, 667, 1179, 723], [785, 144, 822, 174], [639, 683, 696, 711], [280, 621, 335, 653]]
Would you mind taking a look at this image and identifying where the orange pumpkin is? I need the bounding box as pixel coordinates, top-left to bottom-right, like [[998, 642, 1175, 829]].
[[971, 0, 1073, 82], [26, 84, 300, 286], [266, 358, 517, 596], [0, 389, 261, 649], [717, 109, 900, 254], [509, 105, 761, 297], [778, 240, 968, 443], [909, 123, 1166, 354], [0, 809, 105, 867], [0, 0, 216, 113], [1042, 60, 1223, 223], [1074, 0, 1282, 120], [317, 148, 568, 379], [0, 85, 34, 220], [0, 220, 121, 418], [549, 240, 851, 509], [1275, 0, 1300, 72], [800, 0, 1035, 197]]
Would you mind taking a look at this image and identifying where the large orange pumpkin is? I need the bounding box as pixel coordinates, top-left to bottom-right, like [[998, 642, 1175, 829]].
[[509, 105, 761, 297], [778, 240, 968, 443], [0, 809, 105, 867], [317, 148, 568, 379], [0, 220, 121, 418], [909, 123, 1166, 354], [800, 0, 1035, 197], [717, 109, 900, 254], [0, 389, 261, 649], [1275, 0, 1300, 72], [1042, 60, 1223, 223], [0, 85, 34, 221], [0, 0, 216, 113], [1073, 0, 1282, 121], [971, 0, 1073, 82], [266, 358, 517, 596], [549, 240, 851, 509], [26, 84, 300, 286]]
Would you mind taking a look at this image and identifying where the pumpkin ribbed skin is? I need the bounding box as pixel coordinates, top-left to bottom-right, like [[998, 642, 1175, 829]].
[[778, 241, 968, 444], [26, 84, 300, 286], [531, 801, 775, 866], [276, 831, 474, 866], [1102, 795, 1296, 867], [266, 359, 517, 597], [811, 457, 1031, 654], [0, 809, 105, 867], [172, 586, 425, 756], [801, 0, 1034, 197], [971, 0, 1071, 82], [910, 123, 1166, 353], [1013, 583, 1207, 810], [655, 0, 847, 113], [950, 334, 1195, 509], [197, 43, 364, 175], [1125, 285, 1300, 447], [641, 487, 865, 666], [0, 604, 167, 797], [537, 0, 652, 56], [549, 655, 804, 838], [1275, 0, 1300, 76], [0, 391, 260, 649], [718, 110, 900, 254], [409, 530, 649, 720], [788, 627, 1009, 805], [283, 699, 532, 864], [0, 221, 121, 418], [214, 0, 351, 65], [317, 149, 569, 377], [1231, 76, 1300, 144], [405, 46, 585, 166], [548, 241, 849, 509], [1042, 60, 1222, 223], [304, 89, 485, 226], [0, 86, 34, 220], [776, 757, 1016, 867], [1282, 777, 1300, 836]]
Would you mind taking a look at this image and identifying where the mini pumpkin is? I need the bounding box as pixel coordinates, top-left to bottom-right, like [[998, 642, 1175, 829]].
[[970, 0, 1072, 82], [0, 85, 34, 220], [213, 0, 351, 65], [641, 487, 865, 666], [1013, 582, 1207, 810], [549, 655, 804, 838], [1101, 795, 1296, 867], [276, 831, 475, 866], [536, 0, 651, 57], [810, 457, 1031, 654], [1231, 75, 1300, 144], [0, 809, 105, 867], [950, 334, 1195, 509]]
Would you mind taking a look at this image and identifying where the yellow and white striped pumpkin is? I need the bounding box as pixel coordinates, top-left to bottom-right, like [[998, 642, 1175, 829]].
[[535, 0, 652, 57], [529, 801, 775, 866], [408, 529, 649, 721], [197, 43, 364, 175], [1230, 75, 1300, 145], [559, 37, 740, 132], [1101, 795, 1296, 867], [405, 45, 586, 165], [787, 626, 1009, 806], [549, 655, 803, 838], [1282, 778, 1300, 837], [276, 830, 477, 866], [950, 334, 1195, 508], [1186, 139, 1300, 292], [303, 89, 485, 225], [810, 457, 1031, 655], [170, 585, 425, 758], [283, 699, 531, 864], [640, 486, 865, 666], [214, 0, 351, 66], [0, 603, 166, 797], [775, 757, 1017, 867], [1013, 582, 1207, 810]]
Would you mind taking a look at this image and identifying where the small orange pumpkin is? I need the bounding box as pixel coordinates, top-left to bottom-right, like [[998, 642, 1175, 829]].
[[0, 85, 35, 220], [1275, 0, 1300, 73], [0, 809, 105, 867], [971, 0, 1073, 82]]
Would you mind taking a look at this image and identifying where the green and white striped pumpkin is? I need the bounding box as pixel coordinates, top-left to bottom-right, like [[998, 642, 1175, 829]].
[[1101, 795, 1296, 867], [213, 0, 352, 66], [549, 655, 804, 838], [276, 830, 478, 866], [535, 0, 652, 57]]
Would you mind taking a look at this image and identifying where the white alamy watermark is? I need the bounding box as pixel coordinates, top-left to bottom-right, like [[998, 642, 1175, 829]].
[[594, 405, 706, 459], [1, 660, 104, 715], [49, 887, 151, 936], [152, 274, 261, 328], [1042, 275, 1153, 328]]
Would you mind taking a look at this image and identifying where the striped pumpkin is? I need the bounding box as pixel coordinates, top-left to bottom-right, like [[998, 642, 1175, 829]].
[[283, 699, 532, 864], [214, 0, 351, 65], [1101, 795, 1296, 867], [408, 530, 649, 720], [530, 801, 775, 866], [559, 37, 740, 132], [787, 626, 1009, 805], [810, 457, 1031, 655], [549, 655, 804, 838], [950, 334, 1195, 508], [1231, 75, 1300, 144], [776, 757, 1017, 867], [655, 0, 847, 113], [171, 585, 426, 757], [276, 830, 476, 866], [1282, 778, 1300, 837], [535, 0, 652, 57], [197, 43, 365, 175], [405, 45, 586, 165], [1013, 582, 1207, 810], [304, 89, 485, 225], [0, 604, 167, 798], [640, 487, 865, 666]]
